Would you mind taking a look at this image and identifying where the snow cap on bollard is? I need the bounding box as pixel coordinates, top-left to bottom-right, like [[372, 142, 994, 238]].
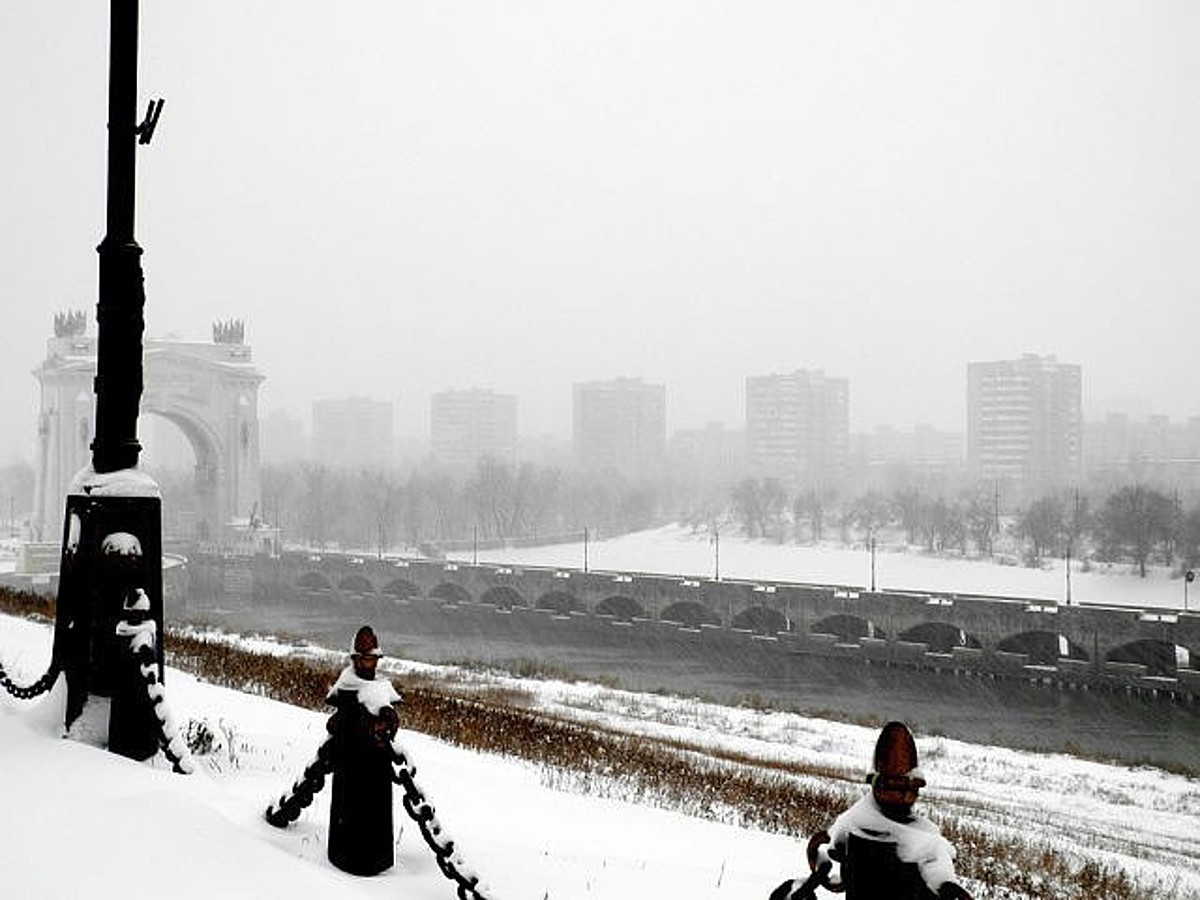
[[870, 721, 925, 784], [352, 625, 382, 658], [868, 721, 926, 822]]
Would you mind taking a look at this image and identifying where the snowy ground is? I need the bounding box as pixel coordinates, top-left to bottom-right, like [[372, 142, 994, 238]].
[[0, 614, 798, 900], [2, 527, 1198, 898], [2, 612, 1198, 900], [448, 524, 1193, 611]]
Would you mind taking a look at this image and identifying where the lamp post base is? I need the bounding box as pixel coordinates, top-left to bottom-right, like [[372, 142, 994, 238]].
[[52, 469, 164, 761]]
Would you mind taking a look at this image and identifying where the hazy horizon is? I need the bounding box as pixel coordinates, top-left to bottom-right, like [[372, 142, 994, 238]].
[[4, 1, 1198, 464]]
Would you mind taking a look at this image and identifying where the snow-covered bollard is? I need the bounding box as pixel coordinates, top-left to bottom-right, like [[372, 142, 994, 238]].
[[266, 626, 492, 896], [324, 627, 403, 876]]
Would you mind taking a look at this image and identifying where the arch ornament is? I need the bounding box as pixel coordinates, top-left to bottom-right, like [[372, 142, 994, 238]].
[[33, 320, 264, 543]]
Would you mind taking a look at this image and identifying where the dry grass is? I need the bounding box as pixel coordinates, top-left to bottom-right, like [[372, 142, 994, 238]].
[[0, 587, 1150, 899], [0, 586, 54, 621]]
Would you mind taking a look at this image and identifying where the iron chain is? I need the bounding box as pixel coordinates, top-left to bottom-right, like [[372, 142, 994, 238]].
[[392, 744, 491, 900], [0, 659, 59, 701], [266, 736, 492, 899], [119, 604, 195, 774], [264, 736, 336, 827]]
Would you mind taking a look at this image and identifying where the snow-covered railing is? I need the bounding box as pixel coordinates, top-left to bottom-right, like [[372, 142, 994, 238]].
[[265, 734, 493, 899]]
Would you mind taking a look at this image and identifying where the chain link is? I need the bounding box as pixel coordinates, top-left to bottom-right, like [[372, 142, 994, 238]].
[[0, 659, 59, 701], [264, 736, 336, 827], [392, 744, 491, 900], [118, 603, 195, 774]]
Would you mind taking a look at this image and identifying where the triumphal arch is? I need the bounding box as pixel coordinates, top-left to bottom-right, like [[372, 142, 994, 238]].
[[32, 312, 264, 543]]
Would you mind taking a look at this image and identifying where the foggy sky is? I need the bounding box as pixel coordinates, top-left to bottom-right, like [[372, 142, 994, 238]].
[[3, 1, 1199, 464]]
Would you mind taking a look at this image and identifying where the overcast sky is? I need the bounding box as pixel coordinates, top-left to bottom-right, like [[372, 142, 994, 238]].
[[3, 1, 1199, 464]]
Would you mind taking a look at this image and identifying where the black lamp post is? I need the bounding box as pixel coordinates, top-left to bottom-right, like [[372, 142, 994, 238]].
[[93, 0, 156, 473], [50, 0, 166, 760]]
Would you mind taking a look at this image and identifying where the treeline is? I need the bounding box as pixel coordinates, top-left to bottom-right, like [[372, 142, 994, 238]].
[[151, 450, 1200, 578], [723, 478, 1200, 577], [251, 458, 670, 556]]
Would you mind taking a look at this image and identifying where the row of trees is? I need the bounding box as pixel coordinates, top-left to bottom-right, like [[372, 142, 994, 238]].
[[249, 458, 666, 557], [726, 478, 1200, 576], [149, 448, 1200, 578]]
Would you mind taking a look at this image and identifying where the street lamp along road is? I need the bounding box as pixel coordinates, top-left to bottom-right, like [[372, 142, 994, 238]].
[[50, 0, 168, 762]]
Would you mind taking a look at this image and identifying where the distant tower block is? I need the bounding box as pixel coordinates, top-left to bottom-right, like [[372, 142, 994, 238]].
[[33, 314, 264, 542]]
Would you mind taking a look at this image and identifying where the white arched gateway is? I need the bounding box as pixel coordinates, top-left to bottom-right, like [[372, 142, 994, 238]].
[[32, 314, 264, 544]]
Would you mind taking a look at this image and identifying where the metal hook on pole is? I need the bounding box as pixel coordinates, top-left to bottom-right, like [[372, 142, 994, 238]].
[[136, 97, 164, 145]]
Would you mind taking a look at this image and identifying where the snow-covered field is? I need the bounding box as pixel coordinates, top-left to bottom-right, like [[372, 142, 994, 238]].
[[0, 614, 798, 900], [449, 524, 1192, 611], [2, 611, 1198, 900]]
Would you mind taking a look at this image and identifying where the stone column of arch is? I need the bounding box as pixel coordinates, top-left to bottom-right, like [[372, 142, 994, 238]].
[[32, 332, 98, 542]]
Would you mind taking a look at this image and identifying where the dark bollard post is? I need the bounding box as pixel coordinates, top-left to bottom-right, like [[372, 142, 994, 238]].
[[49, 0, 167, 760], [53, 489, 165, 756], [326, 626, 401, 876]]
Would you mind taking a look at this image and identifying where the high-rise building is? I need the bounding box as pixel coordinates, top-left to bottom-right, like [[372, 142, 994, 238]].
[[430, 388, 518, 470], [572, 377, 666, 476], [745, 369, 849, 489], [311, 397, 394, 469], [967, 355, 1082, 490]]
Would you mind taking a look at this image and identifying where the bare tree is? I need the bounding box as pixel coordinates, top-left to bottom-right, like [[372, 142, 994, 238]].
[[1180, 503, 1200, 572], [731, 479, 766, 538], [919, 496, 963, 553], [849, 490, 892, 539], [731, 478, 786, 539], [513, 463, 560, 537], [298, 462, 339, 550], [427, 472, 464, 541], [966, 491, 996, 556], [358, 468, 400, 558], [466, 457, 513, 540], [792, 488, 830, 544], [1098, 485, 1175, 577], [892, 486, 924, 545], [260, 463, 297, 548], [1015, 496, 1064, 566], [399, 472, 429, 549]]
